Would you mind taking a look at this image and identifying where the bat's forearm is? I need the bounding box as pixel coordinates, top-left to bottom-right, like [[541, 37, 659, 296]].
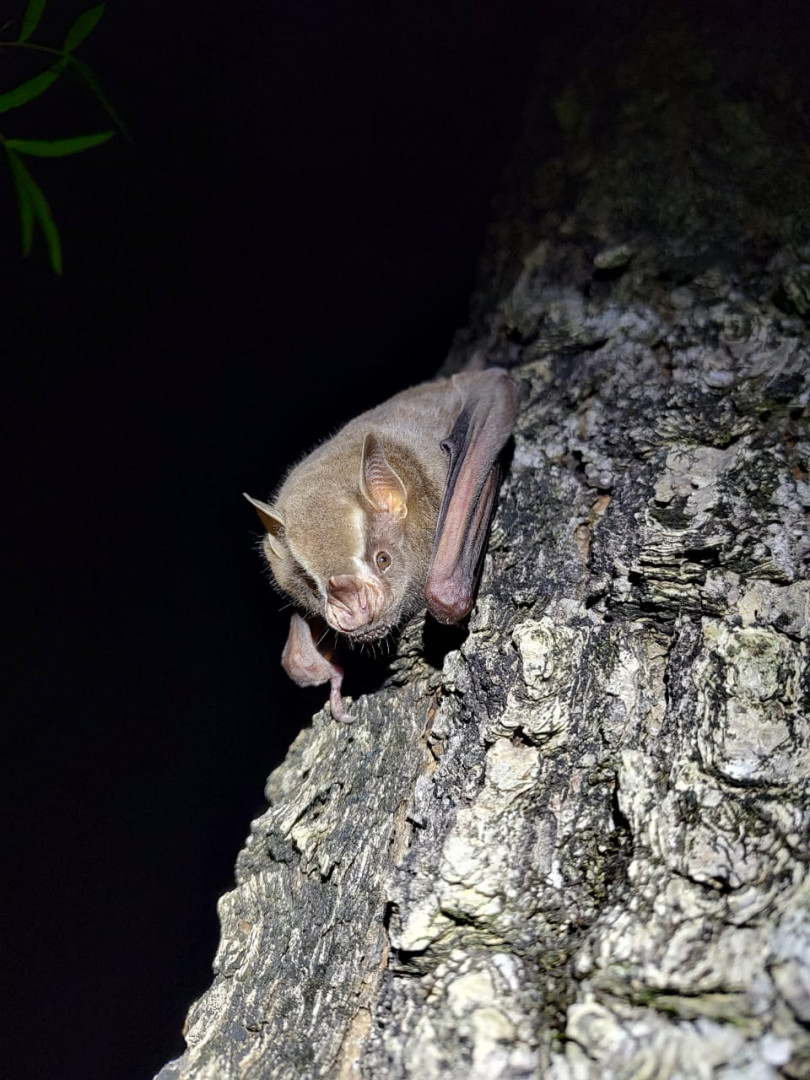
[[426, 463, 500, 622], [425, 369, 517, 623]]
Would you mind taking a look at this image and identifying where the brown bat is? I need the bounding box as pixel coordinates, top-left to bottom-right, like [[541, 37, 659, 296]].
[[245, 366, 518, 722]]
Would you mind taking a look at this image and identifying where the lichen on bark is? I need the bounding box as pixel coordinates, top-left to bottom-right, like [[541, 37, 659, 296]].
[[158, 12, 809, 1080]]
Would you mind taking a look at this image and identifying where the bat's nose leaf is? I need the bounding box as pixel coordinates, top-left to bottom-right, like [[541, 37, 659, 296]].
[[327, 574, 382, 631]]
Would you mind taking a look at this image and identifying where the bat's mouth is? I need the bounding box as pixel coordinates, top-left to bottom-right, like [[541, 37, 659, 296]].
[[345, 620, 394, 645], [325, 573, 386, 634]]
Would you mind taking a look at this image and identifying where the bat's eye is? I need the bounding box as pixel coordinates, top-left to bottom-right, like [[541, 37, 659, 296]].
[[375, 551, 392, 571]]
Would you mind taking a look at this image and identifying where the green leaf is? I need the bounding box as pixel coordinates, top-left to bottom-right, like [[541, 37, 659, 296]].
[[19, 0, 47, 42], [0, 61, 66, 114], [66, 56, 129, 139], [5, 149, 62, 274], [7, 130, 114, 157], [6, 149, 35, 255], [27, 170, 62, 275], [63, 3, 105, 53]]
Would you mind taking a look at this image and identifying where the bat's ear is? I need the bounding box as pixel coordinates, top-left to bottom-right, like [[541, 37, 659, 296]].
[[243, 493, 286, 557], [360, 434, 408, 519]]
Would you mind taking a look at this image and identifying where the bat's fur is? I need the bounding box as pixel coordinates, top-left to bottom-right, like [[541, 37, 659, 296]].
[[252, 378, 463, 639], [245, 368, 517, 717]]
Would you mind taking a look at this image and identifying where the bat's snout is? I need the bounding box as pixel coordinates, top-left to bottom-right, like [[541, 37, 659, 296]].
[[326, 574, 385, 633]]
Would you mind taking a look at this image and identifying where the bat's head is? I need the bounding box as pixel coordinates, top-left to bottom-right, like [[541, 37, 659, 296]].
[[245, 433, 436, 643]]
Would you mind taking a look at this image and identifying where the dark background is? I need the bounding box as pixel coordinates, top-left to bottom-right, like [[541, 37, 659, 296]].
[[4, 2, 804, 1078], [3, 3, 557, 1078]]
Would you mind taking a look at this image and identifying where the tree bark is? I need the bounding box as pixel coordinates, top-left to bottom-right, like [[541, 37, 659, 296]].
[[158, 13, 810, 1079]]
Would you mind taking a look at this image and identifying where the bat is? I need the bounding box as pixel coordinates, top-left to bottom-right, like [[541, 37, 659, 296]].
[[244, 366, 518, 722]]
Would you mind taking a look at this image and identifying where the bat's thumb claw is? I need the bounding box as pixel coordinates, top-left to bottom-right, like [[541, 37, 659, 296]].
[[329, 677, 354, 723]]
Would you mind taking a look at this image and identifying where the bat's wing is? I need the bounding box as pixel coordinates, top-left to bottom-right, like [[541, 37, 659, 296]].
[[425, 368, 518, 624], [281, 613, 353, 722]]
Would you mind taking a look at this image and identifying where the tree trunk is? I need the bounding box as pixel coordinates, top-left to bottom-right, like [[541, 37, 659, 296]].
[[158, 13, 810, 1080]]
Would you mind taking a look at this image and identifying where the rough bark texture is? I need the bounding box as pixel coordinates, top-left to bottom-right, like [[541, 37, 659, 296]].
[[158, 15, 810, 1080]]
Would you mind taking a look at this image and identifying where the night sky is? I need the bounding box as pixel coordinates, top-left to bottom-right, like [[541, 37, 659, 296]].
[[4, 3, 557, 1077], [6, 2, 805, 1078]]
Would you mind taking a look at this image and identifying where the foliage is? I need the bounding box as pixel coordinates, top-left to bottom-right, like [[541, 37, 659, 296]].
[[0, 0, 122, 274]]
